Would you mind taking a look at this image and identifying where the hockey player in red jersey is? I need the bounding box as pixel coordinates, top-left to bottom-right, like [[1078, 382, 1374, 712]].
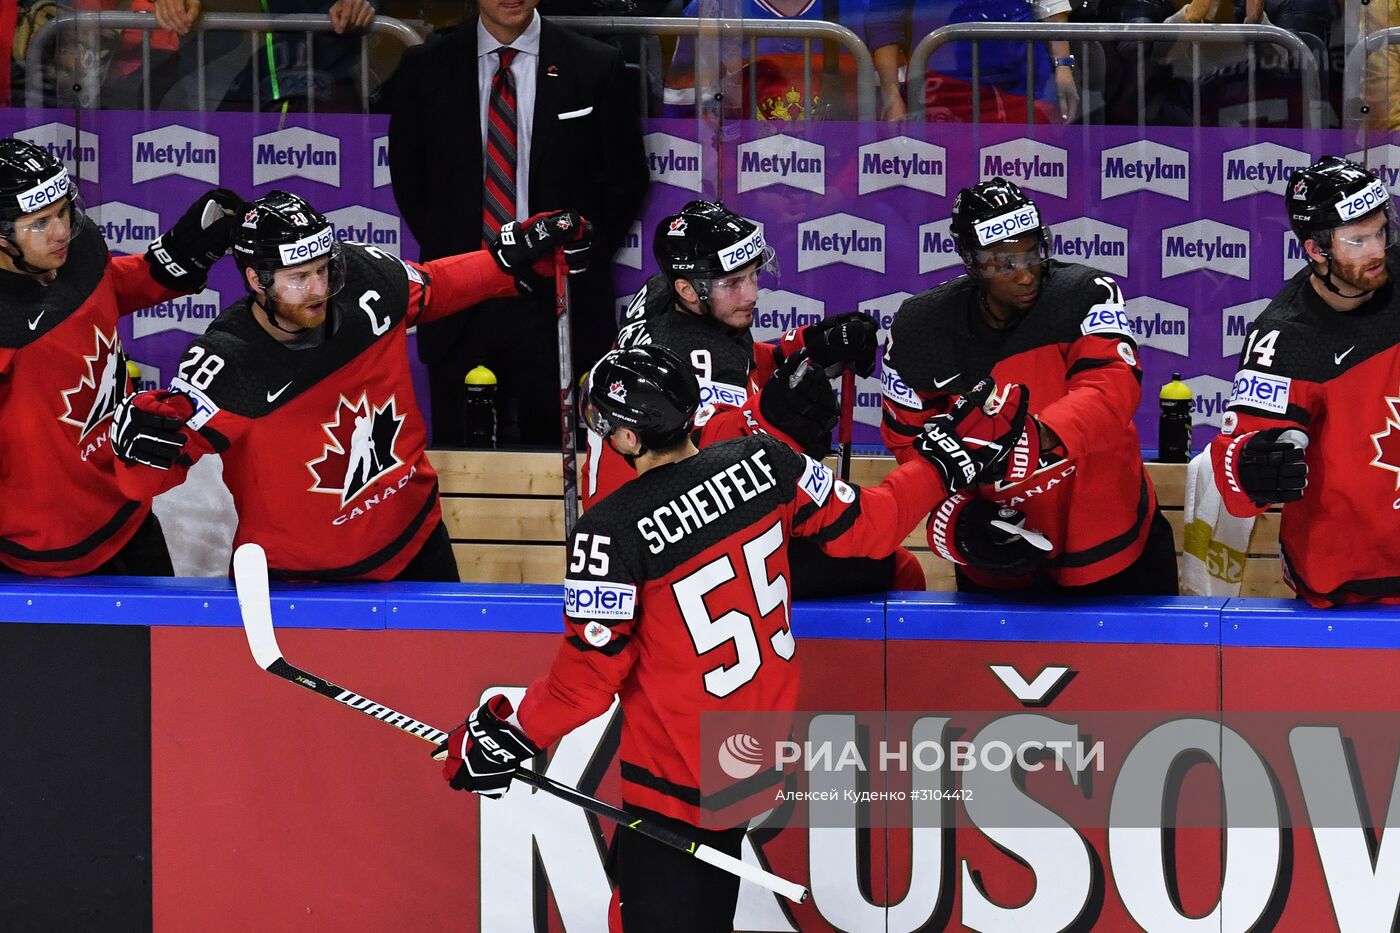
[[438, 344, 1033, 933], [883, 178, 1178, 595], [109, 190, 589, 582], [0, 136, 242, 576], [590, 199, 926, 594], [1211, 156, 1400, 607]]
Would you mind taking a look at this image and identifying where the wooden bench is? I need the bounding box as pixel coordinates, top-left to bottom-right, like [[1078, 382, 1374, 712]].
[[432, 451, 1291, 597]]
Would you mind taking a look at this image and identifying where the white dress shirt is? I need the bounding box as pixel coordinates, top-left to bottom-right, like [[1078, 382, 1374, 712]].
[[477, 13, 540, 222]]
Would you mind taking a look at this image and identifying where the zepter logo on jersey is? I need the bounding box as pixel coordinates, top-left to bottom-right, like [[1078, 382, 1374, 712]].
[[563, 580, 637, 622], [279, 228, 335, 266], [59, 326, 128, 446], [307, 392, 407, 513], [973, 203, 1040, 247], [1336, 179, 1389, 223]]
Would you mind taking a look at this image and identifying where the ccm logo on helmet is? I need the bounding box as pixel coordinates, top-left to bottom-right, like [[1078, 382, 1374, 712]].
[[563, 579, 637, 620], [718, 228, 764, 271], [1335, 179, 1389, 223], [278, 228, 334, 265], [16, 171, 70, 214], [974, 204, 1040, 246]]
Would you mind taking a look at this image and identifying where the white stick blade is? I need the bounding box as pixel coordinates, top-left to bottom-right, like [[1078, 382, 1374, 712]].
[[233, 543, 282, 670], [693, 843, 808, 904]]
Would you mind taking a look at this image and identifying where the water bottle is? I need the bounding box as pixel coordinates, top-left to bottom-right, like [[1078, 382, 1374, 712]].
[[1158, 372, 1192, 463], [464, 365, 498, 449]]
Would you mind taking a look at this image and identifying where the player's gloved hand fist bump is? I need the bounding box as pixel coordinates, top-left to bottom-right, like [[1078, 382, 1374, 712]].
[[491, 210, 592, 292], [438, 695, 540, 798], [915, 379, 1031, 492], [759, 349, 839, 458], [1238, 428, 1309, 505], [110, 390, 194, 470], [801, 312, 880, 377], [146, 188, 247, 290], [929, 493, 1049, 575]]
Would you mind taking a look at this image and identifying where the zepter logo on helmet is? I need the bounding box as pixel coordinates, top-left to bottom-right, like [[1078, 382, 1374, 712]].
[[278, 227, 335, 266], [1335, 178, 1389, 224], [973, 203, 1041, 248], [16, 168, 69, 215], [717, 227, 765, 272]]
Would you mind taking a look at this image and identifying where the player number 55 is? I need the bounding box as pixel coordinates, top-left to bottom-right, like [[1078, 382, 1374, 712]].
[[569, 534, 611, 575]]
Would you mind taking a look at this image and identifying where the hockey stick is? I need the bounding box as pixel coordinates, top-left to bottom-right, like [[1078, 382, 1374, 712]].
[[231, 543, 807, 904], [555, 251, 579, 540], [838, 369, 855, 482]]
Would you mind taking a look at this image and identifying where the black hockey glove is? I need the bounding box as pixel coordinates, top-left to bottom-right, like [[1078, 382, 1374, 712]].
[[110, 390, 194, 470], [145, 188, 246, 291], [1237, 428, 1309, 506], [490, 210, 592, 294], [914, 379, 1030, 493], [759, 350, 839, 458], [795, 312, 880, 377], [437, 695, 540, 798], [928, 493, 1051, 575]]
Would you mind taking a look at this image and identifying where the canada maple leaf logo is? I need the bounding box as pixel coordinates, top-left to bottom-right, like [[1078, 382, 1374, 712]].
[[306, 393, 406, 507], [1370, 393, 1400, 489], [58, 326, 128, 441]]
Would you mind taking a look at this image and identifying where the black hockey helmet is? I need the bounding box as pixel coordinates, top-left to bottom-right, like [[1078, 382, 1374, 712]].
[[653, 199, 774, 284], [582, 345, 700, 453], [950, 177, 1050, 270], [0, 137, 73, 221], [0, 137, 84, 270], [1286, 156, 1393, 245], [233, 190, 344, 319]]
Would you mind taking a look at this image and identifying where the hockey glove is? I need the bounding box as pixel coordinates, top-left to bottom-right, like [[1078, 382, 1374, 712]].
[[1237, 428, 1309, 506], [928, 493, 1051, 575], [437, 695, 540, 798], [787, 312, 880, 377], [145, 188, 246, 291], [490, 210, 592, 294], [110, 390, 194, 470], [914, 379, 1031, 493], [758, 350, 839, 458]]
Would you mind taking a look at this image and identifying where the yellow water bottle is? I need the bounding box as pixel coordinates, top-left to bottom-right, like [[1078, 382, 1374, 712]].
[[463, 365, 498, 449], [1158, 372, 1192, 463]]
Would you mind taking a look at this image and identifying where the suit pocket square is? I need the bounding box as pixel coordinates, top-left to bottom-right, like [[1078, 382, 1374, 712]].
[[557, 106, 594, 120]]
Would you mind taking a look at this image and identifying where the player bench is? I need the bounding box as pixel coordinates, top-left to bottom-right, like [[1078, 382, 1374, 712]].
[[430, 452, 1290, 597]]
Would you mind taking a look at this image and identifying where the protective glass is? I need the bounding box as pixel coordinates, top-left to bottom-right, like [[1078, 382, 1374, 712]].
[[1332, 209, 1400, 253], [708, 244, 779, 294], [269, 245, 346, 302], [972, 238, 1049, 276], [8, 192, 84, 242]]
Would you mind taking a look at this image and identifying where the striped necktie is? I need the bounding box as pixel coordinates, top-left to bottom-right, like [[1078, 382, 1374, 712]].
[[483, 47, 520, 246]]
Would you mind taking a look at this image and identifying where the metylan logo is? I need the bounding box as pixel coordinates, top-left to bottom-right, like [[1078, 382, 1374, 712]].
[[858, 136, 946, 196], [15, 122, 99, 180], [87, 202, 160, 255], [737, 134, 825, 195], [644, 132, 702, 191], [133, 288, 222, 339], [979, 139, 1068, 198], [1050, 217, 1128, 278], [751, 288, 824, 343], [1161, 220, 1250, 280], [252, 127, 340, 187], [1100, 140, 1189, 200], [131, 125, 219, 184], [918, 218, 960, 274], [1221, 142, 1311, 201], [1221, 299, 1270, 359], [373, 135, 390, 188], [797, 212, 885, 273], [1124, 296, 1189, 357], [325, 205, 400, 248]]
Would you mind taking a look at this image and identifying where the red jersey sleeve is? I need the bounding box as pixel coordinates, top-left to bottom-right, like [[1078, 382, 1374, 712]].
[[1033, 333, 1143, 458], [403, 252, 518, 328], [785, 449, 949, 559], [108, 254, 182, 316]]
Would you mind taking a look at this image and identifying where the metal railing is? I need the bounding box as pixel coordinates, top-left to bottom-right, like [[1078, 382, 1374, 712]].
[[25, 11, 422, 111], [1343, 26, 1400, 135], [467, 15, 879, 122], [908, 21, 1322, 129]]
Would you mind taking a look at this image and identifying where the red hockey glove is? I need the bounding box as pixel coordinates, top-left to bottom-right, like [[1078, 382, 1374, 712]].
[[490, 210, 592, 294], [928, 493, 1051, 575], [914, 379, 1030, 492], [781, 312, 880, 377], [437, 695, 540, 798], [110, 390, 194, 471], [758, 350, 839, 458]]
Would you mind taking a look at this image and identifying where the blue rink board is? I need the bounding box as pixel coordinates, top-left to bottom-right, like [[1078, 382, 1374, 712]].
[[1, 577, 1399, 650]]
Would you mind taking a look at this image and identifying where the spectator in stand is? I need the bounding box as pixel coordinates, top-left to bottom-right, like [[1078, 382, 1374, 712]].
[[663, 0, 896, 120], [152, 0, 378, 111], [866, 0, 1079, 123]]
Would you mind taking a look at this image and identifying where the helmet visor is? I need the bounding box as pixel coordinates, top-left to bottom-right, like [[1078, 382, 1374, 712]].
[[6, 189, 84, 245], [1331, 206, 1400, 253], [266, 244, 346, 304]]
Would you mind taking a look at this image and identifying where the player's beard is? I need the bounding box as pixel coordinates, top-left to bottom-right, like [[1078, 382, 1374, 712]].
[[1333, 254, 1390, 295]]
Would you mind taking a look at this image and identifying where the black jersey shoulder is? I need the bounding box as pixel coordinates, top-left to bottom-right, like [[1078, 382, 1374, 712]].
[[1241, 253, 1400, 381], [618, 299, 756, 388], [0, 214, 112, 348], [886, 274, 982, 395], [575, 434, 806, 581], [174, 243, 413, 417]]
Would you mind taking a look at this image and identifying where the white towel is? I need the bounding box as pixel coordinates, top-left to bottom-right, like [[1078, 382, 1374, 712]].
[[1180, 450, 1256, 596]]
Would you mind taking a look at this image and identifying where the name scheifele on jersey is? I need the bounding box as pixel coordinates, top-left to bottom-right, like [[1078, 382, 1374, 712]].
[[637, 444, 780, 555]]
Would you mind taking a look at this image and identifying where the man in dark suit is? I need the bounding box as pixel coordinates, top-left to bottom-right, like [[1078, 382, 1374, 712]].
[[388, 0, 647, 447]]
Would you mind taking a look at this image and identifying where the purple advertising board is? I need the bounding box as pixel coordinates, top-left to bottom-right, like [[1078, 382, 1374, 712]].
[[4, 108, 1395, 455]]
